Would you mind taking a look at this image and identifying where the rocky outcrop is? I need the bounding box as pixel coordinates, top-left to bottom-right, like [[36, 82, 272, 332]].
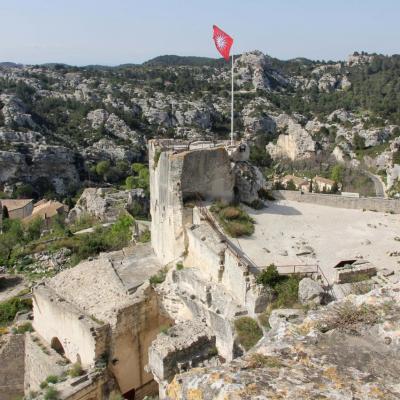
[[242, 99, 276, 139], [233, 161, 266, 205], [266, 114, 316, 160], [166, 283, 400, 399], [298, 277, 325, 305], [68, 187, 147, 222], [235, 51, 288, 91], [0, 94, 37, 129], [0, 143, 80, 195]]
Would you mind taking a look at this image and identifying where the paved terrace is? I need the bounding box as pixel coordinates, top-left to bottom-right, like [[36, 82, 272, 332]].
[[235, 200, 400, 284]]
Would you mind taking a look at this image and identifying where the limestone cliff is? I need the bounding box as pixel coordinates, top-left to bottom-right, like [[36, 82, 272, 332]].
[[166, 283, 400, 399]]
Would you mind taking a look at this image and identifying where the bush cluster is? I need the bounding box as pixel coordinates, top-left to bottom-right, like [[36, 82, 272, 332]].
[[210, 202, 255, 238]]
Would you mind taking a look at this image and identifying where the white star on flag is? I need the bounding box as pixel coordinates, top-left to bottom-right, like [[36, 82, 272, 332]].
[[216, 35, 226, 50]]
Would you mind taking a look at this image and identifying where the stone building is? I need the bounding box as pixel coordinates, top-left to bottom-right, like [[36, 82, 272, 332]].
[[314, 175, 336, 192], [1, 198, 33, 219], [281, 174, 310, 192], [30, 245, 171, 400]]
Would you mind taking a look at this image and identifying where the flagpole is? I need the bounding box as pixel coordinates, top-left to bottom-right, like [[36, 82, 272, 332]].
[[231, 54, 234, 146]]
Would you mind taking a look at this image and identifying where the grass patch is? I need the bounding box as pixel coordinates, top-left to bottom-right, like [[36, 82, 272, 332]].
[[138, 229, 151, 243], [210, 201, 255, 238], [234, 317, 263, 351], [176, 262, 184, 271], [44, 387, 59, 400], [318, 301, 381, 335], [247, 353, 282, 369], [68, 362, 83, 378], [150, 267, 168, 285], [12, 322, 33, 334]]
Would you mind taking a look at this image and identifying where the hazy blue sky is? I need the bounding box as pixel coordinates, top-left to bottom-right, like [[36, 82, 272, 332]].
[[0, 0, 399, 65]]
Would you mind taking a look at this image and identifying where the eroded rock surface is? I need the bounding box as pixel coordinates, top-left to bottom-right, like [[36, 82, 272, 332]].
[[166, 284, 400, 399]]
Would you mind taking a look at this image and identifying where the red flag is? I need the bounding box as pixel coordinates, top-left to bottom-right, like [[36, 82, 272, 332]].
[[212, 25, 233, 61]]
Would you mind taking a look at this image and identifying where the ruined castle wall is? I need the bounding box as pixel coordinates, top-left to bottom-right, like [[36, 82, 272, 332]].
[[150, 141, 234, 266], [0, 333, 25, 400], [109, 283, 171, 398], [273, 190, 400, 213], [33, 286, 104, 367], [185, 224, 225, 282], [221, 250, 249, 305], [150, 141, 186, 265], [24, 333, 67, 393]]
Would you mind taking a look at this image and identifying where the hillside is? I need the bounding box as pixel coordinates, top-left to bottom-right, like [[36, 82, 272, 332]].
[[0, 50, 400, 200]]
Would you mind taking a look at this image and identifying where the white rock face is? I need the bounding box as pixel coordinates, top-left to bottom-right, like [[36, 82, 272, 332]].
[[235, 50, 288, 91], [242, 99, 276, 138], [266, 114, 316, 160], [332, 145, 348, 163], [87, 108, 141, 143], [347, 53, 375, 66], [68, 187, 146, 222], [298, 278, 325, 305], [0, 94, 37, 129], [233, 162, 266, 205]]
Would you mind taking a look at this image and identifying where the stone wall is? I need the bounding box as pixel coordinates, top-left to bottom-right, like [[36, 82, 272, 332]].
[[0, 333, 25, 400], [109, 283, 171, 398], [33, 285, 108, 368], [24, 333, 68, 393], [273, 190, 400, 213], [149, 139, 234, 266]]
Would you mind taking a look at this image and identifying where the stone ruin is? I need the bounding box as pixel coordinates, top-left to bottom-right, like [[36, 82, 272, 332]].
[[12, 139, 271, 400]]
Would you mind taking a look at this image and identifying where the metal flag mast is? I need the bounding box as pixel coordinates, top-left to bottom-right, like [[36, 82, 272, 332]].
[[231, 54, 234, 146]]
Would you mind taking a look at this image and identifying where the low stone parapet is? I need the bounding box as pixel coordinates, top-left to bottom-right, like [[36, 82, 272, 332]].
[[273, 190, 400, 214]]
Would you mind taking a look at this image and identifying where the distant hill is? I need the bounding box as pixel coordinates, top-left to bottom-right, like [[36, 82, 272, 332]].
[[143, 55, 225, 67], [0, 62, 23, 68]]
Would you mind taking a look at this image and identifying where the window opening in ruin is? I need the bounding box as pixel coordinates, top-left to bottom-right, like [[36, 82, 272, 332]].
[[50, 337, 65, 356]]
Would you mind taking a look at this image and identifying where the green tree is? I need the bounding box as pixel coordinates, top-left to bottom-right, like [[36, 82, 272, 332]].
[[286, 179, 296, 191], [125, 176, 135, 189], [353, 133, 366, 150], [331, 164, 344, 183], [95, 160, 111, 179]]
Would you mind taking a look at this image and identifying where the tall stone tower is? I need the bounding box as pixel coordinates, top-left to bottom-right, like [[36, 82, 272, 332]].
[[149, 140, 234, 266]]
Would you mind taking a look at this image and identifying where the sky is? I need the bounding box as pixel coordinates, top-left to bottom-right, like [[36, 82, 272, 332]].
[[0, 0, 399, 66]]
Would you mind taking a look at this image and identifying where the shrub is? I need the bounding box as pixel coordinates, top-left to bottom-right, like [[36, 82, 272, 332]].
[[234, 317, 263, 351], [176, 262, 184, 271], [256, 264, 284, 287], [46, 375, 59, 384], [13, 322, 33, 334], [0, 297, 32, 326], [138, 230, 151, 243], [150, 267, 168, 285], [273, 276, 301, 309], [40, 381, 48, 389], [68, 362, 83, 378], [220, 207, 241, 220], [211, 202, 255, 238], [257, 265, 301, 309], [250, 199, 264, 210], [44, 387, 59, 400]]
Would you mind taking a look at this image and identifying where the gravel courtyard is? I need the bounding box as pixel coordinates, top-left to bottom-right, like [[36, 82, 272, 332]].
[[236, 200, 400, 284]]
